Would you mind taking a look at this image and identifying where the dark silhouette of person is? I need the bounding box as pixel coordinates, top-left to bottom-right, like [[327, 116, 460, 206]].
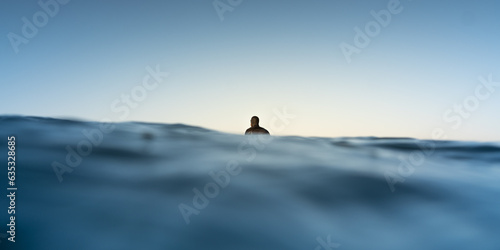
[[245, 116, 270, 135]]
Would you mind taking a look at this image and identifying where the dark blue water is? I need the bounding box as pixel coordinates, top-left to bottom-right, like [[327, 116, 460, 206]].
[[1, 116, 499, 250]]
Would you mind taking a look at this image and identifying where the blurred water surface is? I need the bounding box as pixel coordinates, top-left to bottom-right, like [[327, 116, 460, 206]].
[[0, 116, 499, 250]]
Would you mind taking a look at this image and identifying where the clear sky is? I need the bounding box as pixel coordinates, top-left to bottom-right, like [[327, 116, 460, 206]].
[[1, 0, 500, 141]]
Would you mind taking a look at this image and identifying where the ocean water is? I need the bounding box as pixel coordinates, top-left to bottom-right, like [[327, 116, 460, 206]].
[[1, 116, 499, 250]]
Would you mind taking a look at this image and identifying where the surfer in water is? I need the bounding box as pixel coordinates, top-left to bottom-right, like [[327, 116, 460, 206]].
[[245, 116, 270, 135]]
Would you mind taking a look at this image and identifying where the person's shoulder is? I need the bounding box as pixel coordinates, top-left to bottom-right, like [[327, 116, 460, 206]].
[[260, 127, 270, 134], [245, 127, 270, 135]]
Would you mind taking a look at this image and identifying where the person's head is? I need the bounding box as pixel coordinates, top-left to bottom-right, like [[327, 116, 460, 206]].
[[250, 116, 259, 128]]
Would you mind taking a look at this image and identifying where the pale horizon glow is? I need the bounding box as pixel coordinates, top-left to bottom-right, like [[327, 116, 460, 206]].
[[1, 0, 500, 141]]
